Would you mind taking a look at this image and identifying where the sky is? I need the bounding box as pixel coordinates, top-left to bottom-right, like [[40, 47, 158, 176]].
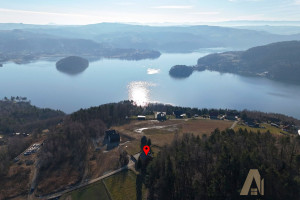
[[0, 0, 300, 25]]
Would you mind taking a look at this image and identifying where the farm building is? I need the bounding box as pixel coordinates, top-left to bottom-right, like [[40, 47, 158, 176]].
[[155, 112, 167, 121], [226, 115, 237, 121], [137, 115, 146, 120], [105, 130, 120, 143], [209, 112, 219, 120]]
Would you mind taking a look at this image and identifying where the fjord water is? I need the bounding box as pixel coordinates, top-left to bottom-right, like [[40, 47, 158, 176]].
[[1, 51, 300, 119]]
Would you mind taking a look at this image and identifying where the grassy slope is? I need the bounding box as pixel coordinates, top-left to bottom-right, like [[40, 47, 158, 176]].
[[60, 181, 110, 200], [115, 118, 234, 155], [234, 123, 289, 136], [61, 170, 146, 200], [103, 170, 146, 200], [143, 119, 233, 147]]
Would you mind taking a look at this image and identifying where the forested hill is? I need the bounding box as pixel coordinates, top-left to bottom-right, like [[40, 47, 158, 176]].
[[2, 23, 300, 52], [1, 100, 300, 198], [146, 129, 300, 200], [196, 41, 300, 83], [0, 97, 65, 134], [170, 41, 300, 83], [0, 30, 161, 64]]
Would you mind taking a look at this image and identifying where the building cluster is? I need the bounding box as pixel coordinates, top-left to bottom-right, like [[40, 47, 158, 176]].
[[24, 143, 41, 156], [13, 132, 30, 137], [135, 111, 238, 121], [105, 130, 120, 143]]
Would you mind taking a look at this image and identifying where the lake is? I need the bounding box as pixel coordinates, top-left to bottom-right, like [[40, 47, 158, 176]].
[[1, 50, 300, 119]]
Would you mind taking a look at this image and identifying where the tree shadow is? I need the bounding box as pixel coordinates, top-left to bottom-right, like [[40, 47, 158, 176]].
[[136, 174, 143, 200]]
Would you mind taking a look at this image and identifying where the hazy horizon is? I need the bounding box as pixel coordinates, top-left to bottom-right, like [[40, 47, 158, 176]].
[[1, 0, 300, 25]]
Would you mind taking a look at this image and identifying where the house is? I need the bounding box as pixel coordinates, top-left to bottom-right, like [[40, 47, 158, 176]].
[[246, 121, 259, 128], [105, 130, 120, 143], [137, 115, 146, 120], [155, 112, 167, 121], [282, 125, 291, 132], [22, 133, 29, 137], [202, 115, 210, 119], [154, 112, 167, 121], [174, 111, 184, 118], [226, 115, 237, 121], [271, 123, 279, 128], [209, 112, 219, 120]]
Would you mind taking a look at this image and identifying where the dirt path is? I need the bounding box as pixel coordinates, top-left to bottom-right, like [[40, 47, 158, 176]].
[[40, 153, 139, 200], [27, 161, 39, 200], [230, 120, 238, 129], [134, 122, 183, 134]]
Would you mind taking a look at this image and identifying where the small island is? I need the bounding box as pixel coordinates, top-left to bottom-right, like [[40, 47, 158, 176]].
[[169, 65, 195, 78], [56, 56, 89, 75]]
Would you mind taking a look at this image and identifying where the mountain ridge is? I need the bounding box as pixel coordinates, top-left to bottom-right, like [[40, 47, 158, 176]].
[[2, 23, 300, 53], [0, 30, 161, 64], [169, 41, 300, 84]]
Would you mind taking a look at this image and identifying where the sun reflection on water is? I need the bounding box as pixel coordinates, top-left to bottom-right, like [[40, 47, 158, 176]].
[[127, 81, 155, 106]]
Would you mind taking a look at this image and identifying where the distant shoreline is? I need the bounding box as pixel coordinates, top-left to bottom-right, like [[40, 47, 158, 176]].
[[169, 41, 300, 84]]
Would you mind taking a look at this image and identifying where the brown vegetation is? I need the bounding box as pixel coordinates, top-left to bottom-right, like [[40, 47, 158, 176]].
[[0, 166, 31, 199]]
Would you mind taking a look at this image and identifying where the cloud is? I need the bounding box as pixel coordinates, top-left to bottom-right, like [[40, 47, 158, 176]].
[[152, 5, 193, 9], [229, 0, 263, 2], [295, 0, 300, 5], [0, 8, 90, 18], [115, 2, 135, 6], [190, 12, 220, 15]]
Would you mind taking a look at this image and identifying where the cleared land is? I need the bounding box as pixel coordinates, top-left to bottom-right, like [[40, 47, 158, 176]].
[[61, 170, 146, 200], [60, 180, 110, 200], [234, 123, 289, 136], [115, 118, 234, 151], [103, 169, 146, 200]]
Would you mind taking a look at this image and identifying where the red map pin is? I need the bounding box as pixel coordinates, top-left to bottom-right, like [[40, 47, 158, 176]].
[[143, 145, 150, 156]]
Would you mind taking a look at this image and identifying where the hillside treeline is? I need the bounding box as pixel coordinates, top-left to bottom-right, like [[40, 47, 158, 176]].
[[241, 110, 300, 125], [36, 118, 106, 194], [146, 129, 300, 200], [70, 100, 144, 127], [71, 101, 300, 126], [0, 97, 65, 134]]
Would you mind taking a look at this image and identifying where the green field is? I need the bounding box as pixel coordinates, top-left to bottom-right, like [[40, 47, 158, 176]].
[[60, 170, 146, 200], [234, 123, 289, 136], [124, 140, 141, 155], [60, 181, 110, 200], [103, 170, 146, 200]]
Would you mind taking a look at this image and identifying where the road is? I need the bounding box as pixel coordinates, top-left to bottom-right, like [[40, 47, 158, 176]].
[[40, 154, 139, 200], [230, 120, 238, 129], [28, 161, 39, 200]]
